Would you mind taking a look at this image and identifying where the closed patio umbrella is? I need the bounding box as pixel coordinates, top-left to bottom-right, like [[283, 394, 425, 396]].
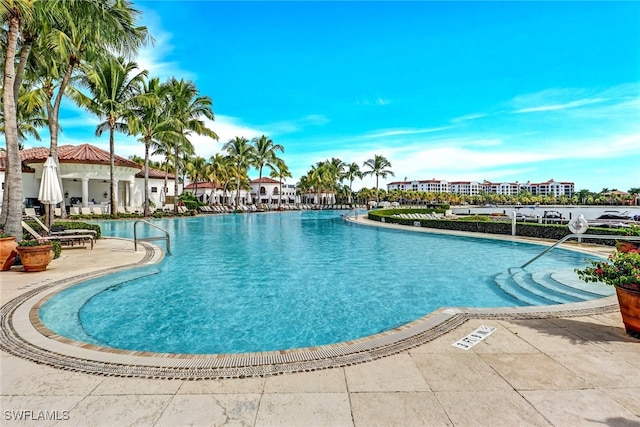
[[38, 156, 64, 229]]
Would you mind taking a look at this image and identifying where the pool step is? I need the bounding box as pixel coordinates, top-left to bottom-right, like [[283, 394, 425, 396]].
[[494, 268, 614, 306]]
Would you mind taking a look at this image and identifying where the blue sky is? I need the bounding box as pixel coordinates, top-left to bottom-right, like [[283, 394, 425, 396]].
[[31, 1, 640, 192]]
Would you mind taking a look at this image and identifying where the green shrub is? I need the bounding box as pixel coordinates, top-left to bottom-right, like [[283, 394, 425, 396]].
[[367, 211, 636, 246]]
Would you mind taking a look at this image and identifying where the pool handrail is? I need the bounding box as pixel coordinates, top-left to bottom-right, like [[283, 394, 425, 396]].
[[133, 220, 171, 255], [521, 233, 640, 268]]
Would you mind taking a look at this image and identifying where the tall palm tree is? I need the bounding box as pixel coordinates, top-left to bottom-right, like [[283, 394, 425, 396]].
[[39, 0, 149, 217], [186, 155, 207, 201], [0, 0, 35, 237], [207, 153, 231, 204], [344, 162, 362, 204], [362, 154, 394, 204], [128, 77, 176, 216], [151, 139, 175, 205], [223, 137, 255, 207], [252, 135, 283, 204], [269, 158, 292, 208], [69, 55, 148, 214], [163, 78, 217, 213], [308, 161, 333, 205]]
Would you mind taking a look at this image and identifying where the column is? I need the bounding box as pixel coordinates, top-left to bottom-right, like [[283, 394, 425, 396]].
[[113, 180, 119, 208], [81, 178, 89, 207], [129, 180, 135, 207]]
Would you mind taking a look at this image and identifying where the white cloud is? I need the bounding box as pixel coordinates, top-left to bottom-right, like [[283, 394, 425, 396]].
[[514, 97, 606, 113], [366, 127, 451, 138]]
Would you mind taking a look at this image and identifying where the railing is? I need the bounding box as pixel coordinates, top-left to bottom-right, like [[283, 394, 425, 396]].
[[521, 233, 640, 268], [133, 220, 171, 255]]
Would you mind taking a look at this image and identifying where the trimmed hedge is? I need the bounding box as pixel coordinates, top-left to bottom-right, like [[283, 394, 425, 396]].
[[368, 209, 639, 246]]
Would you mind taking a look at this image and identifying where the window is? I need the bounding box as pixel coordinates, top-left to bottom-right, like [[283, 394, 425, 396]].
[[151, 187, 158, 193]]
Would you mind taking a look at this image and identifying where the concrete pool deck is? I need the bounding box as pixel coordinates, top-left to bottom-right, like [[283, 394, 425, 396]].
[[1, 221, 639, 426]]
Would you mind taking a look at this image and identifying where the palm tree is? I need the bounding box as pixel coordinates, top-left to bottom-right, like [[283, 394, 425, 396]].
[[269, 158, 292, 208], [186, 156, 207, 201], [223, 137, 255, 207], [252, 134, 283, 204], [362, 154, 394, 204], [163, 78, 217, 213], [69, 55, 148, 215], [128, 77, 177, 216], [37, 0, 149, 217], [0, 0, 35, 237], [207, 153, 231, 205], [344, 162, 362, 204]]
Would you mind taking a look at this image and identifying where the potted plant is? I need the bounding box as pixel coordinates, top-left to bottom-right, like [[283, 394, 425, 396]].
[[0, 230, 18, 271], [16, 239, 54, 272], [576, 249, 640, 338]]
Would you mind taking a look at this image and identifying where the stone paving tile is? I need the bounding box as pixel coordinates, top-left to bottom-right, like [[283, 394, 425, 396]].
[[435, 390, 551, 426], [601, 387, 640, 417], [411, 352, 513, 392], [521, 389, 640, 426], [350, 392, 452, 427], [66, 394, 172, 427], [344, 354, 430, 392], [0, 395, 85, 427], [616, 351, 640, 369], [547, 351, 640, 388], [177, 376, 266, 394], [90, 377, 182, 395], [479, 353, 589, 390], [254, 393, 352, 427], [0, 357, 104, 396], [155, 394, 261, 426], [498, 324, 606, 354], [263, 368, 346, 393]]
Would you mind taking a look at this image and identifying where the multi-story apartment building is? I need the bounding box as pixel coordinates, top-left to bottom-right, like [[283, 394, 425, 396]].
[[387, 178, 575, 197]]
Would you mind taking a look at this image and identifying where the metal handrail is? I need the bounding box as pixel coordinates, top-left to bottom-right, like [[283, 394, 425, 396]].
[[134, 219, 171, 255], [521, 233, 640, 268]]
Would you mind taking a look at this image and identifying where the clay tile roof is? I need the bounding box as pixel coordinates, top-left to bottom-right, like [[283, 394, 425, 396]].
[[1, 144, 142, 170], [56, 144, 141, 168], [0, 151, 35, 172], [184, 181, 220, 190], [250, 177, 281, 184], [136, 166, 176, 180]]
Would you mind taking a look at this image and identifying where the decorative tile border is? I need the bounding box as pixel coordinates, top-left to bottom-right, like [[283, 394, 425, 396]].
[[0, 236, 620, 380]]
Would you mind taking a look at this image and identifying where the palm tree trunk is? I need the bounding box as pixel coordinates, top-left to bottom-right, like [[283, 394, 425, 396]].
[[174, 147, 179, 214], [144, 139, 150, 216], [375, 175, 380, 203], [1, 15, 24, 239], [110, 127, 116, 215]]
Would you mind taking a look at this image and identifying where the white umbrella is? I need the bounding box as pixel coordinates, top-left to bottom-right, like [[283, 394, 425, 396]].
[[38, 156, 64, 229]]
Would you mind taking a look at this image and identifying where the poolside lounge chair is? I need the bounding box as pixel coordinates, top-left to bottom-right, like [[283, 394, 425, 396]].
[[24, 207, 37, 217], [70, 207, 80, 215], [81, 207, 92, 215], [25, 215, 97, 241], [22, 221, 94, 249], [54, 208, 62, 217]]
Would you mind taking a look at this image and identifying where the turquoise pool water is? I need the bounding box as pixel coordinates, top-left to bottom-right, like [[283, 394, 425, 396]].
[[40, 211, 593, 354]]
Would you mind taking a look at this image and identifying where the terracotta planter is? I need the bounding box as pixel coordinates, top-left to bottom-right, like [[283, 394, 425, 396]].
[[16, 244, 54, 272], [0, 236, 18, 271], [615, 283, 640, 339]]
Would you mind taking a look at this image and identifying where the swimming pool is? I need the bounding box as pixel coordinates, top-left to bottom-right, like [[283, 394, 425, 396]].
[[40, 211, 599, 354]]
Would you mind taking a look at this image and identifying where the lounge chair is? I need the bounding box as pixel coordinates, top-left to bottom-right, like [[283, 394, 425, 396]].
[[25, 214, 97, 241], [70, 207, 80, 215], [22, 221, 94, 249], [81, 207, 92, 215], [54, 208, 62, 217], [91, 206, 105, 215], [24, 207, 37, 217]]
